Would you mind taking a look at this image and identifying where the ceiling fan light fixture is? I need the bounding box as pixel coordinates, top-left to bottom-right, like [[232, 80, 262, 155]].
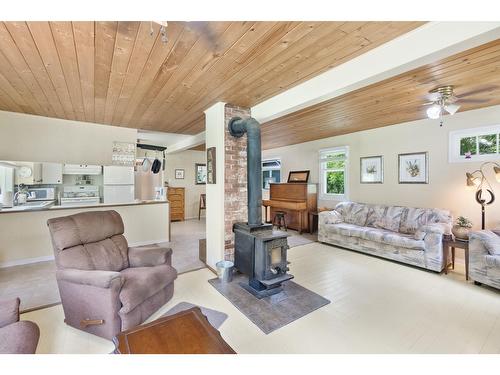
[[426, 104, 442, 119], [444, 103, 460, 115]]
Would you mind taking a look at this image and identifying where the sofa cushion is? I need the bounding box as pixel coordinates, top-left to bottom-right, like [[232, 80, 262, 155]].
[[323, 210, 343, 224], [57, 234, 129, 271], [325, 223, 368, 238], [399, 208, 429, 234], [485, 255, 500, 268], [360, 228, 426, 250], [0, 298, 20, 328], [479, 231, 500, 255], [366, 205, 404, 232], [0, 321, 40, 354], [48, 210, 125, 251], [336, 202, 370, 226], [119, 265, 177, 314]]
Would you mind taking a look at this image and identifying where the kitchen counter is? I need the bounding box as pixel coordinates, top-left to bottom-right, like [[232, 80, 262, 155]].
[[0, 200, 170, 268], [0, 199, 168, 214]]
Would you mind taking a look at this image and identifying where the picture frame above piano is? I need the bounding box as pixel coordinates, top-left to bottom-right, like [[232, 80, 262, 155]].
[[287, 170, 310, 183]]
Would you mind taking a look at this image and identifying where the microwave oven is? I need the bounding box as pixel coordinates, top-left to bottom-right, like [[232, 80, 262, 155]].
[[27, 187, 56, 201]]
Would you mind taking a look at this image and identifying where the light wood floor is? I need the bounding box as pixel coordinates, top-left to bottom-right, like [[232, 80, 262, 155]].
[[22, 242, 500, 354]]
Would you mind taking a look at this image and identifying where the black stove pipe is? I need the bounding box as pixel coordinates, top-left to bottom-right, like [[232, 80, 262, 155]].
[[228, 116, 262, 226]]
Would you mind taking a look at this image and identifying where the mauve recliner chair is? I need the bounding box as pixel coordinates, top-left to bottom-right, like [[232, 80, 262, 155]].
[[47, 210, 177, 340], [0, 298, 40, 354]]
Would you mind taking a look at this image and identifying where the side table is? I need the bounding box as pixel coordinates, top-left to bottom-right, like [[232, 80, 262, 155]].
[[442, 238, 469, 280], [308, 211, 319, 234]]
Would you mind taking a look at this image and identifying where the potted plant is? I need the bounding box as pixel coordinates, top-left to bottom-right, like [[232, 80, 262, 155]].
[[452, 216, 473, 240]]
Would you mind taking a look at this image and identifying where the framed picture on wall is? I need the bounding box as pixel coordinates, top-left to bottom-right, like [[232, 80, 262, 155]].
[[207, 147, 216, 184], [195, 163, 207, 184], [175, 169, 185, 179], [360, 156, 383, 183], [398, 152, 428, 184], [287, 170, 310, 183]]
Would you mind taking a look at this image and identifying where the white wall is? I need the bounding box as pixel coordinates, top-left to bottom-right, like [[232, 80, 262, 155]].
[[0, 110, 137, 165], [263, 105, 500, 230], [165, 150, 206, 219]]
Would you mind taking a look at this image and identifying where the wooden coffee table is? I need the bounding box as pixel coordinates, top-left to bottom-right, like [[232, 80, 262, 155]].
[[113, 307, 236, 354]]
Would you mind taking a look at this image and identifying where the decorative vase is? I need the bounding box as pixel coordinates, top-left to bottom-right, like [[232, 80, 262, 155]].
[[452, 225, 470, 241]]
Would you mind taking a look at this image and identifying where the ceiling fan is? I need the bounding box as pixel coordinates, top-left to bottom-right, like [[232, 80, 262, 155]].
[[424, 85, 494, 126]]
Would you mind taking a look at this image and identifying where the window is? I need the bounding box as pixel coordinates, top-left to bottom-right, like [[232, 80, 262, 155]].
[[262, 159, 281, 189], [319, 147, 348, 200], [449, 125, 500, 163]]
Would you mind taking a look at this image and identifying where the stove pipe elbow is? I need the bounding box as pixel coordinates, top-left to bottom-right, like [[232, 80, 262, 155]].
[[228, 116, 262, 226]]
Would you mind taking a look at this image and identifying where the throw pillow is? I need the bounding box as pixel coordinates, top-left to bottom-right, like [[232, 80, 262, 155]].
[[374, 218, 400, 233], [481, 231, 500, 255], [324, 210, 343, 224]]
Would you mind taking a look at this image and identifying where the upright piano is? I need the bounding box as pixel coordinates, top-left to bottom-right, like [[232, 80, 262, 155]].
[[262, 183, 317, 234]]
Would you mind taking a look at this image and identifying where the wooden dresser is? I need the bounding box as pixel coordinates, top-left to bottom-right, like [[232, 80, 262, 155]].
[[167, 187, 185, 222]]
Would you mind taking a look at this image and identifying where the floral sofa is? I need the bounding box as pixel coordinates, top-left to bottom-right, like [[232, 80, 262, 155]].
[[469, 229, 500, 290], [318, 202, 453, 272]]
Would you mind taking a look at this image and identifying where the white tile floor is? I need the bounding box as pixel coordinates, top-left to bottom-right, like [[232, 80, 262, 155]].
[[22, 242, 500, 354]]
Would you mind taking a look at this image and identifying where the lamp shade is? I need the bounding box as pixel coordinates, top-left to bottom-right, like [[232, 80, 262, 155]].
[[444, 103, 460, 115], [466, 172, 480, 189], [495, 166, 500, 182]]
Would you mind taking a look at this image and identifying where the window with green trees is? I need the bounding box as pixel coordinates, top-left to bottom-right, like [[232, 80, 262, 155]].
[[320, 147, 348, 199]]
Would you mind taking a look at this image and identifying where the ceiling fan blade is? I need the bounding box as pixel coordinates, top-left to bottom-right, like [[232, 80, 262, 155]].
[[458, 98, 491, 104], [456, 85, 498, 98]]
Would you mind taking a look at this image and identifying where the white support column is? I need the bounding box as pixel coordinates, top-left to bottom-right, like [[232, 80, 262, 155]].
[[204, 102, 226, 269]]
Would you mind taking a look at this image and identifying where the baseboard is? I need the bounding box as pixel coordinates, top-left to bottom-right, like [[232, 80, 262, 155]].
[[0, 255, 55, 269], [128, 239, 170, 246]]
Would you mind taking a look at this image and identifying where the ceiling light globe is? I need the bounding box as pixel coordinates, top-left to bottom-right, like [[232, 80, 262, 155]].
[[426, 104, 441, 119], [444, 103, 460, 115]]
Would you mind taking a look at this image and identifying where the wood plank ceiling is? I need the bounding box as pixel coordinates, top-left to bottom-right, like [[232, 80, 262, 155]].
[[261, 38, 500, 150], [0, 21, 423, 135]]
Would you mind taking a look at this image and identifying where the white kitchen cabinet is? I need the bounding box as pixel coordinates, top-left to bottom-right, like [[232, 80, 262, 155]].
[[14, 162, 42, 185], [41, 163, 63, 184], [63, 164, 102, 175]]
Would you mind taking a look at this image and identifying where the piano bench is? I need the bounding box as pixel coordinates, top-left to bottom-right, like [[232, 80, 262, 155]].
[[273, 211, 288, 231]]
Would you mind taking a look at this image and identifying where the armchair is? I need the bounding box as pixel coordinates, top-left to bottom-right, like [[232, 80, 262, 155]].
[[0, 298, 40, 354], [469, 229, 500, 290], [47, 210, 177, 340]]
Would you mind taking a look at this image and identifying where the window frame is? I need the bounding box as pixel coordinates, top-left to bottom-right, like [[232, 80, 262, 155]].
[[319, 146, 349, 201], [449, 125, 500, 163], [261, 158, 281, 190]]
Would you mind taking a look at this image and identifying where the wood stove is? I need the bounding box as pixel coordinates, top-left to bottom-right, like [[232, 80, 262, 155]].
[[228, 116, 293, 298]]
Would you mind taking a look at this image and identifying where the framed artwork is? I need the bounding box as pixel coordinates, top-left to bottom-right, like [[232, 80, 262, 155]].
[[287, 170, 310, 183], [398, 152, 428, 184], [360, 156, 383, 183], [207, 147, 216, 184], [175, 169, 185, 179], [195, 163, 207, 185]]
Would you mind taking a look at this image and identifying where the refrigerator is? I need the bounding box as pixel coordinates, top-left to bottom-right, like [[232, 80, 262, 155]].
[[134, 161, 165, 201], [103, 166, 135, 204]]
